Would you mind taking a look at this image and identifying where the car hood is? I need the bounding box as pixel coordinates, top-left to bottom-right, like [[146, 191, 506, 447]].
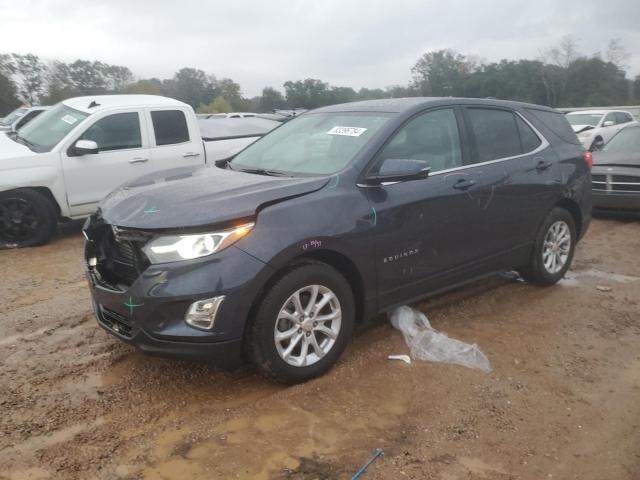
[[100, 165, 330, 229], [593, 151, 640, 167], [0, 132, 35, 159]]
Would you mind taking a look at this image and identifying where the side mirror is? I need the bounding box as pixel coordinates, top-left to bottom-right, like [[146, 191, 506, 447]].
[[602, 120, 614, 127], [73, 139, 99, 156], [365, 158, 430, 185]]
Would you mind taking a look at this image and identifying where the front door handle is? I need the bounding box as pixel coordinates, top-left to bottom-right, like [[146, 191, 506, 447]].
[[535, 159, 552, 171], [452, 178, 476, 190], [183, 152, 201, 158], [129, 157, 149, 164]]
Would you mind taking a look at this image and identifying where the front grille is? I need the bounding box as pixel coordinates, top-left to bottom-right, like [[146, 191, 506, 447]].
[[612, 174, 640, 183], [99, 306, 133, 338], [96, 229, 150, 288], [592, 173, 640, 193]]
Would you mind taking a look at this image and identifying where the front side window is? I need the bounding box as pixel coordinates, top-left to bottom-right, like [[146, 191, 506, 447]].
[[375, 108, 462, 173], [151, 110, 189, 145], [18, 103, 90, 153], [79, 112, 142, 152], [603, 113, 617, 125], [231, 112, 391, 176], [467, 108, 521, 162]]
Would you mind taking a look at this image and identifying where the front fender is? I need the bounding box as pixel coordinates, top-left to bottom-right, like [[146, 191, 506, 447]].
[[0, 164, 69, 216]]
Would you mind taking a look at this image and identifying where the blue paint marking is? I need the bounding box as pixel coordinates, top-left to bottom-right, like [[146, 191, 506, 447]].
[[327, 175, 340, 189], [352, 449, 384, 479], [143, 207, 159, 215], [370, 207, 377, 226]]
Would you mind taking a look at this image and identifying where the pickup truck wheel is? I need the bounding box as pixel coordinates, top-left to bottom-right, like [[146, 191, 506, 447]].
[[0, 190, 57, 248], [246, 263, 355, 384], [519, 207, 576, 286]]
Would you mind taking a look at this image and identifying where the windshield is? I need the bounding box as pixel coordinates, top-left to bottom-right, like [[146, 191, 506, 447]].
[[230, 112, 392, 175], [0, 107, 28, 126], [603, 127, 640, 154], [567, 113, 602, 127], [17, 103, 89, 153]]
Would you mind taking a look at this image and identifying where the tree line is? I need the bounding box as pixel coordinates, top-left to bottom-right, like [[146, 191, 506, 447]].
[[1, 36, 638, 116]]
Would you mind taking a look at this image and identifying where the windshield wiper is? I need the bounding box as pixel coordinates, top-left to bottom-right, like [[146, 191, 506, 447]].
[[14, 134, 38, 151], [234, 167, 291, 177]]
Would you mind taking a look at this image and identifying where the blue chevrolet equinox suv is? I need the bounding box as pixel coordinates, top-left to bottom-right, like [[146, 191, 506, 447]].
[[83, 98, 592, 384]]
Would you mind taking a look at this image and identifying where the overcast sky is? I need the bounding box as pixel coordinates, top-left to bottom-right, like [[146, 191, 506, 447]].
[[2, 0, 639, 97]]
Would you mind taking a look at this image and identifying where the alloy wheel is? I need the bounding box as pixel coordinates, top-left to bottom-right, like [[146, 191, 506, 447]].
[[274, 284, 342, 367], [542, 220, 571, 274]]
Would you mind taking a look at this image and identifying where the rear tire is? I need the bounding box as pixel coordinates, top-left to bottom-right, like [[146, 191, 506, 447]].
[[246, 262, 355, 384], [519, 207, 576, 286], [0, 189, 57, 248]]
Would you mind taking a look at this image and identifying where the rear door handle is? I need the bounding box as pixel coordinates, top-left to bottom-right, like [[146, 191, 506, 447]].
[[183, 152, 201, 158], [129, 157, 149, 164], [535, 159, 552, 171], [452, 178, 476, 190]]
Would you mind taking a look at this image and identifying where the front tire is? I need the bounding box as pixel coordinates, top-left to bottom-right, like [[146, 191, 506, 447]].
[[246, 263, 355, 384], [0, 189, 57, 248], [519, 207, 576, 286]]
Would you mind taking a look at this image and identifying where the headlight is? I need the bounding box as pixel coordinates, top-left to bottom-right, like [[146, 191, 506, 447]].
[[143, 222, 254, 263]]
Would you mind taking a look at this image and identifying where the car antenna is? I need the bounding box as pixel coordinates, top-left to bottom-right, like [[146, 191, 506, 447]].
[[88, 100, 100, 108]]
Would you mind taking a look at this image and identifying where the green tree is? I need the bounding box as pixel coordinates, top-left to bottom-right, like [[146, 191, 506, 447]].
[[411, 49, 475, 96], [0, 71, 20, 115], [198, 96, 232, 113], [258, 86, 286, 111], [10, 53, 47, 104], [163, 68, 216, 108], [283, 78, 330, 109], [124, 78, 163, 95]]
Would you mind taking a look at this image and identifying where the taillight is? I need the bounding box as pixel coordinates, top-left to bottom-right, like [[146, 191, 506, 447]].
[[582, 151, 593, 170]]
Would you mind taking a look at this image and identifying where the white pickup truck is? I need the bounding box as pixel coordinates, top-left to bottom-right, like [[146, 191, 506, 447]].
[[0, 95, 269, 247]]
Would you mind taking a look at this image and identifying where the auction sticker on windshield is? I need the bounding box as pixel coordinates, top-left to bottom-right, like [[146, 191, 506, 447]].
[[61, 114, 79, 125], [327, 126, 367, 137]]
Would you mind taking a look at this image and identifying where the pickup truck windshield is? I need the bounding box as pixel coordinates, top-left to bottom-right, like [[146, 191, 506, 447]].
[[0, 107, 27, 126], [230, 112, 392, 175], [17, 104, 89, 153]]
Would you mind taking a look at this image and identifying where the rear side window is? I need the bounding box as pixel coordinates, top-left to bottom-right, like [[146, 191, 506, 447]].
[[151, 110, 189, 145], [526, 109, 581, 145], [466, 108, 522, 162], [515, 115, 541, 152]]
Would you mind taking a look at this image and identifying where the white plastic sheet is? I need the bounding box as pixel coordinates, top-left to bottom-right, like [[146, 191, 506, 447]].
[[389, 306, 491, 373]]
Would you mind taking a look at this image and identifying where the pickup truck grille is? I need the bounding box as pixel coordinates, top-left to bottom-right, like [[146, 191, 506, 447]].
[[592, 173, 640, 193]]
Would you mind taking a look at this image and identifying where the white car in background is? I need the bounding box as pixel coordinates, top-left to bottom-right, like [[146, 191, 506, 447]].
[[0, 95, 271, 247], [0, 106, 50, 132], [566, 109, 637, 151]]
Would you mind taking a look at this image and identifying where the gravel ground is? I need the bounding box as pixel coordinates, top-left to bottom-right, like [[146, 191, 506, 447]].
[[1, 218, 639, 480]]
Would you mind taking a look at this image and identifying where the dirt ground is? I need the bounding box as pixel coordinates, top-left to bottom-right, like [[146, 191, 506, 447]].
[[1, 218, 639, 480]]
